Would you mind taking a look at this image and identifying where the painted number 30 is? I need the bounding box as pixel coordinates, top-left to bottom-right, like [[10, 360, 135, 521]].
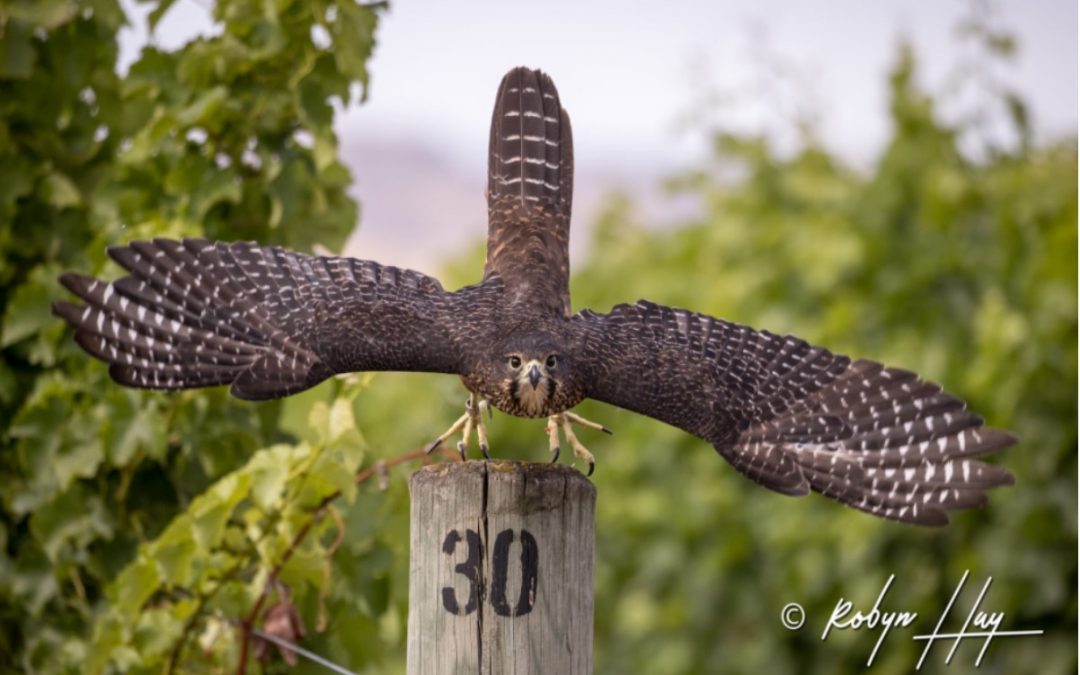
[[441, 529, 539, 617]]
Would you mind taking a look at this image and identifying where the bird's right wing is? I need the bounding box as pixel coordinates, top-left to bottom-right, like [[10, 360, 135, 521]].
[[572, 300, 1016, 525], [53, 238, 474, 400]]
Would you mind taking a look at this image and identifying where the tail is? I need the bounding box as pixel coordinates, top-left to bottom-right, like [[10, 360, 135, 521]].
[[487, 66, 573, 220], [484, 67, 574, 315]]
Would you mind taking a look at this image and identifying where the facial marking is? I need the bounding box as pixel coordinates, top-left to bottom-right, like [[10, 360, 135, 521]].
[[514, 358, 552, 415]]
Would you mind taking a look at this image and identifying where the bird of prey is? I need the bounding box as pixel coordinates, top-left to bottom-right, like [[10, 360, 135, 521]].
[[53, 67, 1016, 525]]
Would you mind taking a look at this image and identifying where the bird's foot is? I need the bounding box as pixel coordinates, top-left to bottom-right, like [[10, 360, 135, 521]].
[[546, 411, 612, 477], [428, 395, 490, 460]]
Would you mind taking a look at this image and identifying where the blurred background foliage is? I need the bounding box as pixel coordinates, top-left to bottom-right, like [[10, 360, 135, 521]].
[[0, 1, 1075, 674]]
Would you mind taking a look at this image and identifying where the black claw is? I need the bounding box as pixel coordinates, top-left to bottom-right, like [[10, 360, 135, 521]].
[[426, 439, 443, 455], [586, 462, 595, 477], [456, 441, 467, 461], [600, 426, 614, 435], [550, 446, 560, 464], [480, 444, 491, 461]]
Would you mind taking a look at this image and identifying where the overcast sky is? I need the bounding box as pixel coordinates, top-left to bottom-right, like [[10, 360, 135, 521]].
[[118, 0, 1077, 270], [349, 1, 1076, 170], [125, 0, 1076, 168]]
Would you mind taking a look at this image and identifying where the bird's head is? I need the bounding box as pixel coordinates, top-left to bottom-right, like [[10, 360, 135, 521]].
[[498, 336, 567, 416]]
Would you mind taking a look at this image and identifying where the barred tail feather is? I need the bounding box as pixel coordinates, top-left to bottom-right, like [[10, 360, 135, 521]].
[[484, 67, 575, 315], [488, 66, 573, 218]]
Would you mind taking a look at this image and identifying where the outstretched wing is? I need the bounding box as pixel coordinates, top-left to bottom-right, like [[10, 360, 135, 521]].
[[573, 300, 1016, 525], [53, 238, 466, 400]]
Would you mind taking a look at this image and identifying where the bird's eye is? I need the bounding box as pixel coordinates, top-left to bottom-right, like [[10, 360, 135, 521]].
[[508, 355, 522, 369], [546, 354, 558, 369]]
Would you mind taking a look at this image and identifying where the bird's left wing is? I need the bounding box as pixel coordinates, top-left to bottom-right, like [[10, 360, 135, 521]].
[[53, 238, 469, 400], [572, 300, 1016, 525]]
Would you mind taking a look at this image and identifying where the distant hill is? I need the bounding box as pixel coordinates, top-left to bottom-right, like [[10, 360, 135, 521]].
[[339, 136, 697, 277]]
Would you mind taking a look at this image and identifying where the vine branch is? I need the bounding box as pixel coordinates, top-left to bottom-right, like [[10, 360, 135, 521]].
[[235, 445, 461, 674]]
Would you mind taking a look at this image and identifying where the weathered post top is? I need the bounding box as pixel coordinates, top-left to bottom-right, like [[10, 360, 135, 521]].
[[407, 460, 595, 675]]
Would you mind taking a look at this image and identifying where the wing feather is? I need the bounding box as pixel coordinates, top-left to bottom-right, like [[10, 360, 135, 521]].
[[573, 300, 1016, 525], [55, 239, 468, 400]]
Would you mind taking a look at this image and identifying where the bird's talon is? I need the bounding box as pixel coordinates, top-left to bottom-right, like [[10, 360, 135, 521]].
[[547, 411, 603, 472], [432, 396, 493, 462], [601, 426, 613, 436]]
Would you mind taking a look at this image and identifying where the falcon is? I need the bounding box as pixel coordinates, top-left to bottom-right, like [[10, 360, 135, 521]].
[[53, 67, 1016, 525]]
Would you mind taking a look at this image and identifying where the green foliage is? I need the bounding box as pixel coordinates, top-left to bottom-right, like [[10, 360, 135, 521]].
[[561, 46, 1076, 675], [0, 0, 383, 670], [88, 397, 364, 673]]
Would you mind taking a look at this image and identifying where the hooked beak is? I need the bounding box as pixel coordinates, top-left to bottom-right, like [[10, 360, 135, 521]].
[[528, 364, 542, 387]]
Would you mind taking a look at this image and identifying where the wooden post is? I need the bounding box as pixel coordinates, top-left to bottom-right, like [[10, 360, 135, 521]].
[[407, 460, 595, 675]]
